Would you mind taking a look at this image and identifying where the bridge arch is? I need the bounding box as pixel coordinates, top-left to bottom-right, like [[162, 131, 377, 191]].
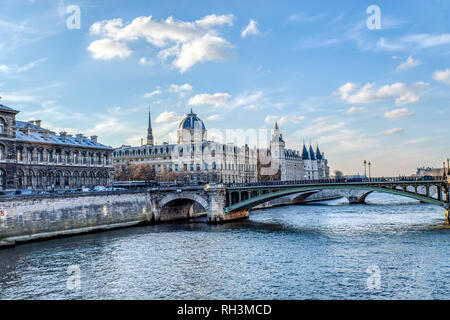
[[159, 193, 209, 221], [225, 185, 447, 214]]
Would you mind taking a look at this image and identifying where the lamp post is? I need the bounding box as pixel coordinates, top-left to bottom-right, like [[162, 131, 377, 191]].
[[444, 161, 447, 180], [368, 161, 372, 180], [363, 160, 367, 179], [447, 158, 449, 176]]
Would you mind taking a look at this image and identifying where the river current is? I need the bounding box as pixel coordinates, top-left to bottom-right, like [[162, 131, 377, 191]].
[[0, 193, 448, 300]]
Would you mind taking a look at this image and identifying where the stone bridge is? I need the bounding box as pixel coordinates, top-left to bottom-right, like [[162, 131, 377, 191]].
[[1, 177, 449, 247], [151, 177, 450, 223]]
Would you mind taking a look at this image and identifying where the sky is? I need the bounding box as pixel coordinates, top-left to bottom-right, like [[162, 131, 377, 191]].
[[0, 0, 450, 176]]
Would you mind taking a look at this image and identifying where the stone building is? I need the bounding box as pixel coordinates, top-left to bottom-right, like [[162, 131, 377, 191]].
[[0, 103, 114, 192], [258, 122, 330, 181], [113, 109, 258, 184]]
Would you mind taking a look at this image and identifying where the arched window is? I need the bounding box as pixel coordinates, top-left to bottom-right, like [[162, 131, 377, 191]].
[[0, 169, 5, 189], [37, 149, 43, 162], [26, 170, 34, 188], [0, 118, 5, 134], [17, 170, 24, 188], [37, 171, 44, 188], [74, 171, 80, 187], [64, 171, 70, 188], [55, 171, 61, 187], [103, 172, 109, 186], [0, 144, 5, 160]]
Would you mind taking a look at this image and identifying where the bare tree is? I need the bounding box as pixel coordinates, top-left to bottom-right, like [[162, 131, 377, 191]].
[[114, 162, 155, 181]]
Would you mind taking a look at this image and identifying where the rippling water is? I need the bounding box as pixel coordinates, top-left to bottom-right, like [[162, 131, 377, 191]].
[[0, 193, 448, 300]]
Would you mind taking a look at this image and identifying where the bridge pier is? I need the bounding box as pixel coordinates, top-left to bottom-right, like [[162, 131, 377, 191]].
[[206, 186, 249, 223]]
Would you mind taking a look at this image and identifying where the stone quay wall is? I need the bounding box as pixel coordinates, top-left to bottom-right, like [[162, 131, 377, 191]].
[[0, 190, 155, 248]]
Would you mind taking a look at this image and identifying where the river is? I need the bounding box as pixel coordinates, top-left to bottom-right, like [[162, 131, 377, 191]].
[[0, 193, 448, 300]]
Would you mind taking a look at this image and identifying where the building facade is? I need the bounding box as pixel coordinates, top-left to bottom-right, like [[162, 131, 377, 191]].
[[258, 122, 330, 181], [0, 103, 114, 192], [114, 109, 258, 184]]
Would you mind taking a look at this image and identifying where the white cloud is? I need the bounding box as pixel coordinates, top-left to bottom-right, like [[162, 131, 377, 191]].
[[87, 39, 132, 60], [188, 93, 230, 107], [402, 33, 450, 48], [265, 115, 304, 125], [343, 106, 368, 115], [396, 55, 421, 71], [377, 37, 405, 51], [264, 115, 279, 125], [384, 108, 415, 119], [155, 111, 181, 123], [139, 57, 154, 66], [377, 33, 450, 52], [88, 14, 234, 72], [0, 58, 46, 75], [243, 104, 262, 110], [433, 69, 450, 84], [206, 114, 221, 121], [143, 90, 161, 98], [241, 19, 259, 38], [295, 117, 379, 153], [291, 116, 306, 123], [169, 83, 193, 92], [0, 94, 36, 102], [337, 82, 428, 106], [380, 128, 404, 135]]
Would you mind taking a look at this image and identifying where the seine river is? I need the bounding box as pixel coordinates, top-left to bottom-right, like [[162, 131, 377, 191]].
[[0, 193, 448, 300]]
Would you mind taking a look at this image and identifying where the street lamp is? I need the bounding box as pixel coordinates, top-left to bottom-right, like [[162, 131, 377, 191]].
[[447, 158, 449, 176], [363, 160, 367, 178], [368, 161, 372, 180]]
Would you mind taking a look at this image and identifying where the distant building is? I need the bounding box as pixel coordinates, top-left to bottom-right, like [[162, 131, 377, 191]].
[[0, 103, 114, 192], [113, 109, 258, 184], [258, 122, 330, 181], [415, 167, 445, 177]]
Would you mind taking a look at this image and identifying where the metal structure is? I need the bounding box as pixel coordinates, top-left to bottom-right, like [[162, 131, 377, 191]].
[[223, 177, 450, 221]]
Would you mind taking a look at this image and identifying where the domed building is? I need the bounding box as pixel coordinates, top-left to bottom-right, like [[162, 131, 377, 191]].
[[177, 109, 207, 144], [113, 109, 259, 184]]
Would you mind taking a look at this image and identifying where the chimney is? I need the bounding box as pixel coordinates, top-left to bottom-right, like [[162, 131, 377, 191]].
[[35, 120, 42, 127], [60, 132, 67, 139], [90, 135, 98, 143], [76, 134, 83, 141]]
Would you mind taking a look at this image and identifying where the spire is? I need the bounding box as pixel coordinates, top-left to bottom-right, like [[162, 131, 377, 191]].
[[316, 143, 323, 160], [274, 121, 279, 130], [302, 142, 310, 160], [146, 106, 154, 146], [309, 143, 316, 161]]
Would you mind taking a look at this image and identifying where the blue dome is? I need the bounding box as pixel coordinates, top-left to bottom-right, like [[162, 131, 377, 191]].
[[179, 110, 206, 130]]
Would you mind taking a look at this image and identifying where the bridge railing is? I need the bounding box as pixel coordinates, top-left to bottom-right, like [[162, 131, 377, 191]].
[[225, 176, 447, 189]]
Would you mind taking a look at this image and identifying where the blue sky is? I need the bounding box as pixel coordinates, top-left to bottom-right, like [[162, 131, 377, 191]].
[[1, 0, 450, 176]]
